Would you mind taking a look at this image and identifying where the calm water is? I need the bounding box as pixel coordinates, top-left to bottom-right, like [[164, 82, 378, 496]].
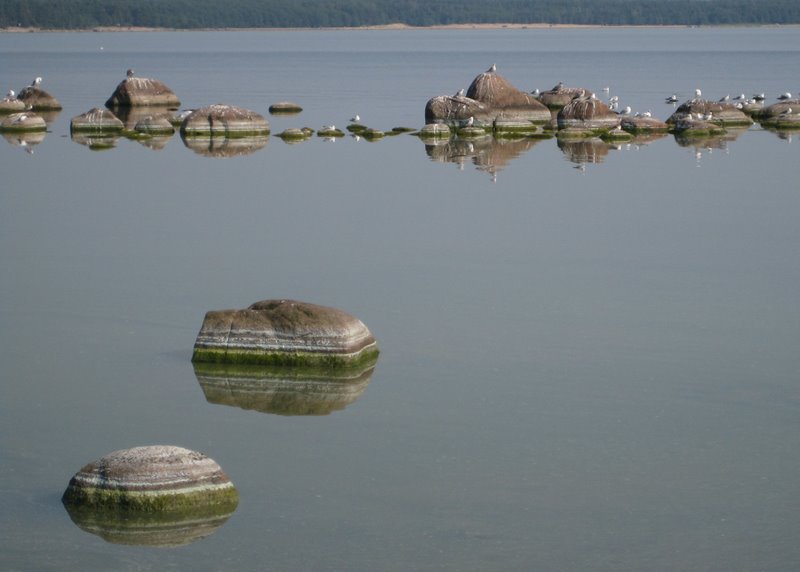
[[1, 27, 799, 571]]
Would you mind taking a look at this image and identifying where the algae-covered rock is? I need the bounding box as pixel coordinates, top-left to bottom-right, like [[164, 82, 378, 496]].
[[70, 108, 124, 133], [418, 123, 451, 139], [105, 72, 180, 108], [361, 128, 385, 140], [192, 299, 379, 367], [181, 104, 270, 137], [194, 362, 375, 416], [269, 101, 303, 114], [0, 112, 46, 133], [277, 128, 310, 141], [62, 446, 239, 513], [317, 125, 345, 137]]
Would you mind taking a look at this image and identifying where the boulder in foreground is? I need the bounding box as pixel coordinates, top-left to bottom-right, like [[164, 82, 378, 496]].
[[181, 104, 270, 137], [62, 445, 239, 513], [192, 299, 379, 367]]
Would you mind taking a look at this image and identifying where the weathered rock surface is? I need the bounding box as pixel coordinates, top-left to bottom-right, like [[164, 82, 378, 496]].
[[0, 112, 46, 132], [17, 86, 62, 110], [194, 362, 375, 416], [70, 108, 124, 133], [181, 104, 270, 137], [62, 446, 239, 512], [418, 123, 452, 139], [106, 76, 180, 108], [192, 299, 379, 367], [426, 70, 550, 127], [537, 83, 594, 109], [557, 95, 619, 130], [667, 99, 753, 126]]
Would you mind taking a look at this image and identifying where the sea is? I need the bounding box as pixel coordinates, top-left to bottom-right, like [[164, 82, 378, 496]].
[[1, 26, 799, 571]]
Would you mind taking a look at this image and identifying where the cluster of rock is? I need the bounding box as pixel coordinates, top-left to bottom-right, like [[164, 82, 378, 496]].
[[63, 297, 379, 545]]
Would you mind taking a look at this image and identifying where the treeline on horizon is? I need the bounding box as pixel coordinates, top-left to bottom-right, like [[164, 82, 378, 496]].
[[2, 0, 799, 29]]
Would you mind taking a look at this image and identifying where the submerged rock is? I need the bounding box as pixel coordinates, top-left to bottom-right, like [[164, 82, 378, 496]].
[[0, 112, 46, 133], [418, 123, 451, 139], [194, 362, 375, 416], [17, 86, 62, 111], [277, 128, 310, 141], [181, 104, 270, 138], [70, 108, 124, 133], [62, 446, 239, 512], [557, 94, 619, 130], [105, 74, 180, 108], [192, 299, 379, 367]]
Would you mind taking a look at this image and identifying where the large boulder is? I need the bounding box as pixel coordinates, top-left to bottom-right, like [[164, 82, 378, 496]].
[[181, 104, 270, 137], [17, 86, 62, 111], [105, 72, 180, 108], [192, 299, 379, 368], [557, 94, 619, 130], [667, 99, 752, 126], [426, 68, 550, 127]]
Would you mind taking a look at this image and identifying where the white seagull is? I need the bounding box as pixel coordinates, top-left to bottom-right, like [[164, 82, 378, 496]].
[[487, 63, 496, 73], [777, 92, 792, 100], [350, 114, 360, 122], [454, 88, 465, 97], [666, 94, 678, 103], [31, 77, 42, 87], [6, 89, 15, 99], [694, 88, 702, 98], [126, 68, 135, 78], [465, 116, 474, 126]]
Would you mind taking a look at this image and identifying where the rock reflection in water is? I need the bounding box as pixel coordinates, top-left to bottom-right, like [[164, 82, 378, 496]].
[[70, 132, 120, 151], [63, 503, 236, 548], [193, 362, 375, 416], [558, 137, 616, 165], [673, 125, 749, 151], [181, 134, 269, 157], [424, 135, 544, 179], [3, 131, 45, 154]]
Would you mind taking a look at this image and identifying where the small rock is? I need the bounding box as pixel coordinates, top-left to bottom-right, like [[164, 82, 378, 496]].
[[70, 108, 124, 133]]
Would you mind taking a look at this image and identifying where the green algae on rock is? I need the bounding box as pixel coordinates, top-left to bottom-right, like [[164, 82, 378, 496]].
[[194, 361, 376, 416], [192, 299, 379, 367], [62, 446, 239, 513]]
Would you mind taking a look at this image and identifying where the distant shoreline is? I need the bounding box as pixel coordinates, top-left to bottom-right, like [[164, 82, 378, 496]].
[[2, 22, 797, 33]]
